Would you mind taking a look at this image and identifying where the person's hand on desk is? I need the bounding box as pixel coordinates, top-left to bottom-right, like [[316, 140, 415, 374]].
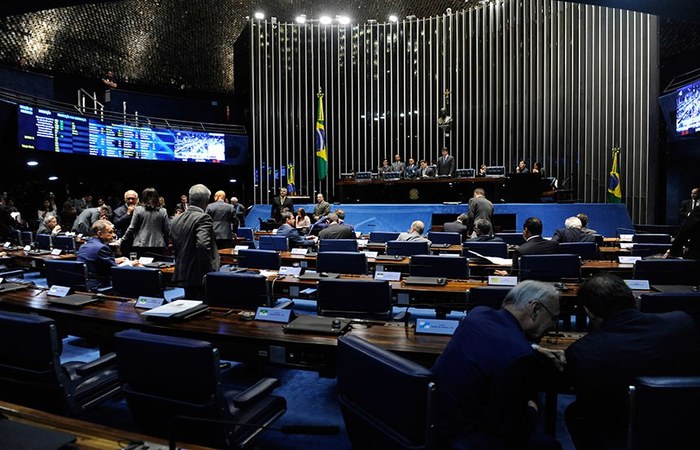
[[494, 269, 509, 276], [532, 344, 566, 371]]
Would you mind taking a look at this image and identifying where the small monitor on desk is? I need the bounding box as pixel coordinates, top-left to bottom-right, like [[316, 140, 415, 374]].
[[456, 168, 475, 178], [355, 171, 373, 181], [382, 171, 401, 181], [485, 166, 506, 177]]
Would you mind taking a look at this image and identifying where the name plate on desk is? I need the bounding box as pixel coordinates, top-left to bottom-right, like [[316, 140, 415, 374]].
[[138, 257, 154, 264], [233, 245, 249, 253], [135, 296, 166, 309], [3, 241, 10, 247], [50, 248, 62, 256], [488, 276, 518, 286], [23, 245, 31, 252], [619, 234, 634, 242], [416, 319, 459, 336], [625, 279, 650, 290], [47, 285, 71, 297], [374, 271, 401, 281], [279, 266, 302, 277], [619, 256, 642, 264], [291, 248, 308, 256], [362, 251, 379, 259], [255, 307, 293, 323]]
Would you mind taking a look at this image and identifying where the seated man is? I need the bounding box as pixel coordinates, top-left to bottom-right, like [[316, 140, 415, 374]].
[[496, 217, 559, 275], [576, 213, 597, 235], [466, 218, 504, 242], [335, 209, 354, 232], [276, 211, 317, 248], [551, 217, 596, 243], [443, 213, 469, 241], [312, 193, 331, 222], [318, 213, 355, 240], [37, 215, 62, 235], [397, 220, 432, 245], [433, 280, 564, 450], [565, 274, 700, 450], [77, 219, 139, 291]]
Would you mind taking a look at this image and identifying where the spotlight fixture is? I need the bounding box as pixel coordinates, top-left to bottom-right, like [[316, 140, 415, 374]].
[[26, 160, 38, 166], [337, 15, 351, 25], [254, 11, 265, 20], [295, 14, 306, 24], [319, 15, 332, 25], [48, 176, 58, 181], [388, 15, 398, 23]]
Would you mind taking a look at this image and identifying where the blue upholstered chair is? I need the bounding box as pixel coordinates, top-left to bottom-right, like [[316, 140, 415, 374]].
[[237, 249, 281, 270], [462, 241, 509, 259], [204, 271, 270, 309], [558, 242, 600, 260], [317, 279, 392, 320], [337, 335, 438, 449], [633, 259, 700, 285], [495, 232, 525, 246], [316, 251, 368, 275], [236, 227, 256, 248], [518, 254, 581, 281], [44, 260, 88, 291], [386, 240, 431, 256], [368, 231, 400, 244], [0, 311, 120, 415], [630, 243, 672, 258], [427, 231, 462, 245], [110, 266, 163, 297], [258, 235, 289, 251], [113, 329, 286, 448], [318, 239, 359, 252], [467, 286, 512, 309], [632, 233, 672, 244], [409, 255, 468, 279], [638, 292, 700, 328], [36, 233, 52, 250], [53, 235, 76, 252], [20, 230, 34, 246]]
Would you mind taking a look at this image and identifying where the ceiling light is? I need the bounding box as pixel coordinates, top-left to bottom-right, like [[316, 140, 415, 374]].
[[295, 15, 306, 24], [389, 15, 398, 23], [337, 16, 351, 25], [48, 176, 58, 181], [26, 160, 38, 166], [254, 12, 265, 20], [319, 15, 332, 25], [229, 178, 237, 183]]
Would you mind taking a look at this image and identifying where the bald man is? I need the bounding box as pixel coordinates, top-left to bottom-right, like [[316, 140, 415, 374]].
[[206, 190, 238, 249], [113, 189, 139, 237]]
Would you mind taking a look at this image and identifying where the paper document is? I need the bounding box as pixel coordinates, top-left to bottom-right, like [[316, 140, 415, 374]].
[[467, 250, 512, 266], [141, 300, 203, 317]]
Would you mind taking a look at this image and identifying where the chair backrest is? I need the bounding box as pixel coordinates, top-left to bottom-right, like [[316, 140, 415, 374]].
[[456, 168, 475, 178], [317, 279, 392, 320], [518, 254, 581, 281], [633, 259, 700, 285], [237, 227, 256, 247], [0, 311, 72, 414], [462, 241, 508, 258], [427, 232, 462, 245], [386, 240, 431, 256], [337, 335, 438, 450], [10, 229, 21, 245], [368, 231, 400, 244], [110, 266, 163, 297], [36, 233, 52, 250], [44, 260, 88, 290], [53, 235, 76, 252], [592, 234, 604, 245], [630, 243, 672, 257], [639, 292, 700, 328], [558, 242, 599, 260], [468, 286, 512, 309], [495, 232, 525, 246], [20, 231, 34, 246], [319, 239, 359, 252], [409, 255, 468, 279], [237, 249, 281, 270], [204, 271, 270, 309], [316, 251, 368, 275], [632, 233, 672, 244], [258, 235, 289, 251], [628, 376, 700, 450]]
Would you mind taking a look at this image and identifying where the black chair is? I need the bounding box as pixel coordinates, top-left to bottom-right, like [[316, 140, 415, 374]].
[[633, 259, 700, 285], [316, 251, 368, 275], [630, 243, 671, 258], [113, 329, 286, 449], [628, 376, 700, 450], [638, 292, 700, 328], [20, 230, 34, 246], [518, 254, 581, 281], [258, 235, 289, 251], [0, 311, 120, 415], [237, 227, 256, 248], [409, 255, 468, 280], [368, 231, 400, 244], [467, 286, 512, 309], [386, 240, 431, 257], [495, 232, 525, 246], [558, 242, 599, 260], [317, 278, 392, 320], [462, 241, 509, 258], [110, 266, 163, 297], [53, 235, 76, 252], [592, 234, 604, 246], [318, 239, 359, 252], [44, 260, 88, 291], [36, 233, 52, 250], [10, 229, 21, 245], [427, 232, 462, 245], [204, 271, 270, 309], [632, 233, 672, 244], [337, 335, 438, 449], [237, 249, 281, 270]]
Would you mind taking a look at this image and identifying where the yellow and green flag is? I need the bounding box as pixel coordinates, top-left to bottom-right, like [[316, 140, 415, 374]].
[[607, 148, 622, 203], [286, 163, 296, 194], [315, 91, 328, 180]]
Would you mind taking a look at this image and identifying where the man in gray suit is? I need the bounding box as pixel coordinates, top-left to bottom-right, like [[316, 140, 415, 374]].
[[466, 188, 494, 236], [72, 206, 110, 236], [171, 184, 220, 300], [206, 190, 237, 249]]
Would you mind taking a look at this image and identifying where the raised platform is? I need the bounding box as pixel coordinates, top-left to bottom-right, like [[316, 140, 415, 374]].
[[245, 203, 633, 238]]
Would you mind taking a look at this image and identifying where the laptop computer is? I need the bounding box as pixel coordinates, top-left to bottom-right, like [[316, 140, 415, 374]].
[[283, 315, 351, 335], [374, 254, 404, 261], [651, 285, 700, 293], [298, 271, 340, 280], [404, 276, 447, 286], [47, 293, 101, 308], [0, 417, 76, 450], [0, 282, 30, 294]]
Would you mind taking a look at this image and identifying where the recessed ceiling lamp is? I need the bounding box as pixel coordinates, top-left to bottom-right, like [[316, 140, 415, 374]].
[[337, 15, 351, 25], [26, 160, 38, 166], [319, 15, 332, 25], [389, 15, 398, 23], [48, 176, 58, 181], [295, 15, 306, 24], [254, 12, 265, 20]]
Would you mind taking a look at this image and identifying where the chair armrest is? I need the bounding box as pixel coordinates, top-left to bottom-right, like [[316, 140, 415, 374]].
[[96, 285, 114, 293], [75, 352, 117, 377], [232, 377, 280, 408]]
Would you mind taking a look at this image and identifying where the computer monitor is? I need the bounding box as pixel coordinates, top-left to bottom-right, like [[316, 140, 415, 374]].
[[485, 166, 506, 177]]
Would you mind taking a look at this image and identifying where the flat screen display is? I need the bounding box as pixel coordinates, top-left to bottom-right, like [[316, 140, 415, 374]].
[[17, 104, 247, 164], [676, 79, 700, 136]]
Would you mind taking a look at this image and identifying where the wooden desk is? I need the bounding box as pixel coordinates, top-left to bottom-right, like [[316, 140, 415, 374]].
[[0, 401, 207, 449], [0, 247, 77, 269]]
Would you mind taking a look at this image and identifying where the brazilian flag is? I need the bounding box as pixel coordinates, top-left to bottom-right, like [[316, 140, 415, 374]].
[[607, 148, 622, 203], [315, 91, 328, 181]]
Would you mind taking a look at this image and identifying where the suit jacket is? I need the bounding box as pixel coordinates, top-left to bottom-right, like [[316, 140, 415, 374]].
[[565, 310, 700, 446], [318, 223, 355, 240], [313, 201, 331, 220], [551, 228, 596, 243], [0, 204, 14, 240], [112, 204, 133, 236], [72, 207, 101, 235], [671, 206, 700, 259], [121, 206, 170, 248], [466, 235, 504, 242], [405, 164, 418, 179], [680, 198, 699, 220], [443, 220, 469, 241], [397, 231, 431, 244], [170, 205, 220, 288], [512, 236, 560, 270], [77, 237, 118, 291], [271, 196, 294, 223], [391, 161, 405, 174], [436, 155, 455, 176], [206, 200, 237, 241], [466, 196, 494, 233], [277, 223, 315, 247], [418, 166, 435, 178]]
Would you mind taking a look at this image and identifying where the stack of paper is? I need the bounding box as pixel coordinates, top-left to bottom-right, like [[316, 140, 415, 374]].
[[141, 300, 203, 318]]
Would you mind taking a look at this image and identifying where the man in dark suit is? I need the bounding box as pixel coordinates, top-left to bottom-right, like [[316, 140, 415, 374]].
[[436, 147, 455, 177], [277, 211, 317, 248], [270, 187, 294, 223], [433, 280, 564, 450], [417, 160, 435, 178], [77, 219, 135, 291], [112, 189, 139, 237], [551, 217, 597, 243], [318, 213, 355, 240], [171, 184, 220, 299], [312, 193, 331, 222], [72, 206, 110, 236], [206, 190, 237, 249], [230, 196, 246, 231], [466, 188, 494, 235], [497, 217, 559, 275], [669, 203, 700, 259], [466, 218, 504, 242], [565, 274, 700, 450], [443, 213, 469, 241], [679, 187, 699, 222]]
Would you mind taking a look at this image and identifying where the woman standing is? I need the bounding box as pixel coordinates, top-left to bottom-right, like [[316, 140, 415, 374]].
[[120, 187, 170, 258]]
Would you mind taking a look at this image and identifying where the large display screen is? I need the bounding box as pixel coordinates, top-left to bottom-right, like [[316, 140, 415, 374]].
[[676, 79, 700, 136], [17, 104, 247, 164]]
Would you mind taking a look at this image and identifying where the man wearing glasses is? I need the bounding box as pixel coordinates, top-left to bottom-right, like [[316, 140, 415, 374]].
[[432, 280, 564, 450], [113, 189, 139, 237], [77, 219, 139, 291]]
